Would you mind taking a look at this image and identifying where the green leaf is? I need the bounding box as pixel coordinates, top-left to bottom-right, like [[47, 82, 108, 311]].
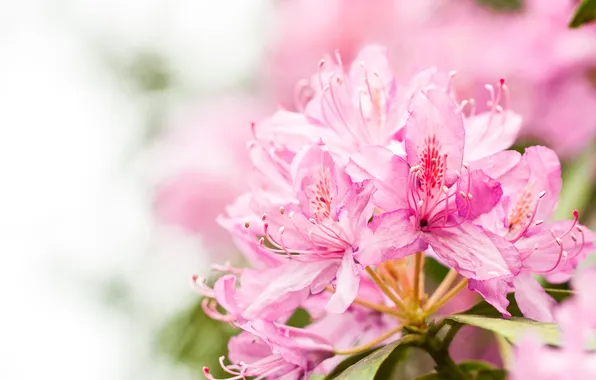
[[475, 369, 507, 380], [332, 336, 419, 379], [324, 348, 380, 379], [447, 315, 560, 345], [414, 362, 504, 380], [570, 0, 596, 28], [310, 374, 326, 380], [460, 288, 573, 317], [457, 361, 495, 372], [286, 307, 312, 328], [155, 299, 237, 377], [476, 0, 522, 12]]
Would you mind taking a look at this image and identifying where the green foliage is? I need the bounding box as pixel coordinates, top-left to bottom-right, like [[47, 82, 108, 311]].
[[447, 315, 560, 346], [460, 288, 573, 317], [570, 0, 596, 27], [415, 361, 506, 380], [286, 307, 313, 328], [476, 0, 523, 12], [322, 348, 381, 379], [331, 336, 419, 379], [155, 298, 237, 377]]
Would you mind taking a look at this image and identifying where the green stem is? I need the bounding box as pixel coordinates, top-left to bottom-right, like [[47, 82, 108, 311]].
[[422, 336, 471, 380]]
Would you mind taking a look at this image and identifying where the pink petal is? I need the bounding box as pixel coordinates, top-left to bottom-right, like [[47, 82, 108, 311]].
[[405, 89, 465, 186], [523, 146, 562, 222], [514, 272, 556, 323], [346, 146, 410, 211], [239, 260, 339, 320], [471, 150, 529, 197], [327, 248, 361, 313], [357, 209, 424, 266], [424, 220, 519, 280], [457, 169, 503, 220], [464, 110, 522, 162], [468, 278, 513, 318], [213, 274, 241, 315]]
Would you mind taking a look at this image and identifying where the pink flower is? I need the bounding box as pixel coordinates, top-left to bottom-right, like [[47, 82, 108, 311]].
[[219, 144, 378, 316], [204, 320, 334, 380], [154, 96, 272, 249], [347, 88, 520, 281], [510, 267, 596, 379], [468, 147, 595, 321]]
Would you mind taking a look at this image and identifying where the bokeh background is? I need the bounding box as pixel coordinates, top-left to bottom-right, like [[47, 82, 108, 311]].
[[1, 0, 595, 379]]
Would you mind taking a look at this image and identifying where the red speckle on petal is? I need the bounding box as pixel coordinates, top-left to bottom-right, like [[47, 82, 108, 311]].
[[418, 134, 446, 200]]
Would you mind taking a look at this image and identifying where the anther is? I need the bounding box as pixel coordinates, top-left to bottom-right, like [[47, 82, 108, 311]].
[[442, 185, 449, 193], [261, 213, 267, 221], [538, 191, 546, 198], [535, 220, 544, 226], [244, 221, 250, 229], [279, 206, 285, 215]]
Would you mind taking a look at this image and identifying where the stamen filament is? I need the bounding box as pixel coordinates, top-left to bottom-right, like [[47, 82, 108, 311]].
[[424, 269, 459, 311], [325, 285, 405, 318], [366, 267, 411, 315], [413, 252, 424, 308], [334, 324, 403, 356], [425, 278, 469, 315]]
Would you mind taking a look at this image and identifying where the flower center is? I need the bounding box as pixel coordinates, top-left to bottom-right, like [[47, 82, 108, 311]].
[[309, 170, 333, 221]]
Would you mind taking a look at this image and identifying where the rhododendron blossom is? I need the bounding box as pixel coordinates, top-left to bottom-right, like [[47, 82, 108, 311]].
[[193, 45, 595, 379], [511, 268, 596, 379]]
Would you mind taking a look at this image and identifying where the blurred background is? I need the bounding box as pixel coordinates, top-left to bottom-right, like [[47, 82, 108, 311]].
[[1, 0, 594, 379]]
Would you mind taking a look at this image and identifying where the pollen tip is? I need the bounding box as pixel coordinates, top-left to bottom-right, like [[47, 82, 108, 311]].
[[203, 367, 209, 374], [538, 190, 546, 198], [499, 78, 505, 85], [573, 210, 579, 218], [556, 238, 563, 245], [191, 274, 198, 282], [309, 218, 317, 224], [244, 221, 250, 229], [467, 192, 473, 200], [535, 220, 544, 226], [279, 206, 285, 215], [288, 211, 295, 218], [442, 185, 449, 193], [279, 226, 285, 234], [459, 191, 467, 198], [261, 213, 267, 221], [258, 237, 265, 245]]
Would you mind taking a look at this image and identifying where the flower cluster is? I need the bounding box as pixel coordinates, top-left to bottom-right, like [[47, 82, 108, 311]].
[[196, 46, 594, 379], [512, 267, 596, 379]]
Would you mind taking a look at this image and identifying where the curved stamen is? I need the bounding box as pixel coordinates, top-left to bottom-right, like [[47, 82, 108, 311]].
[[509, 190, 546, 244], [202, 298, 235, 323], [191, 276, 215, 297]]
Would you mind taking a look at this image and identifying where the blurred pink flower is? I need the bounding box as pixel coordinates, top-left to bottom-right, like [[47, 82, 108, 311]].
[[268, 0, 596, 156], [154, 96, 272, 249], [511, 267, 596, 379]]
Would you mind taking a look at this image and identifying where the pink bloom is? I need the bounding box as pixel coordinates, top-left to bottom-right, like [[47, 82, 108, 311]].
[[205, 320, 334, 380], [219, 144, 378, 316], [510, 267, 596, 379], [468, 147, 595, 321], [154, 96, 271, 248], [347, 88, 520, 281]]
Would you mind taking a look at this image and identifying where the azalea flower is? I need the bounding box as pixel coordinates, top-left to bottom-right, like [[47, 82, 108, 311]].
[[347, 88, 520, 281], [204, 320, 334, 380], [468, 146, 595, 321], [511, 268, 596, 379]]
